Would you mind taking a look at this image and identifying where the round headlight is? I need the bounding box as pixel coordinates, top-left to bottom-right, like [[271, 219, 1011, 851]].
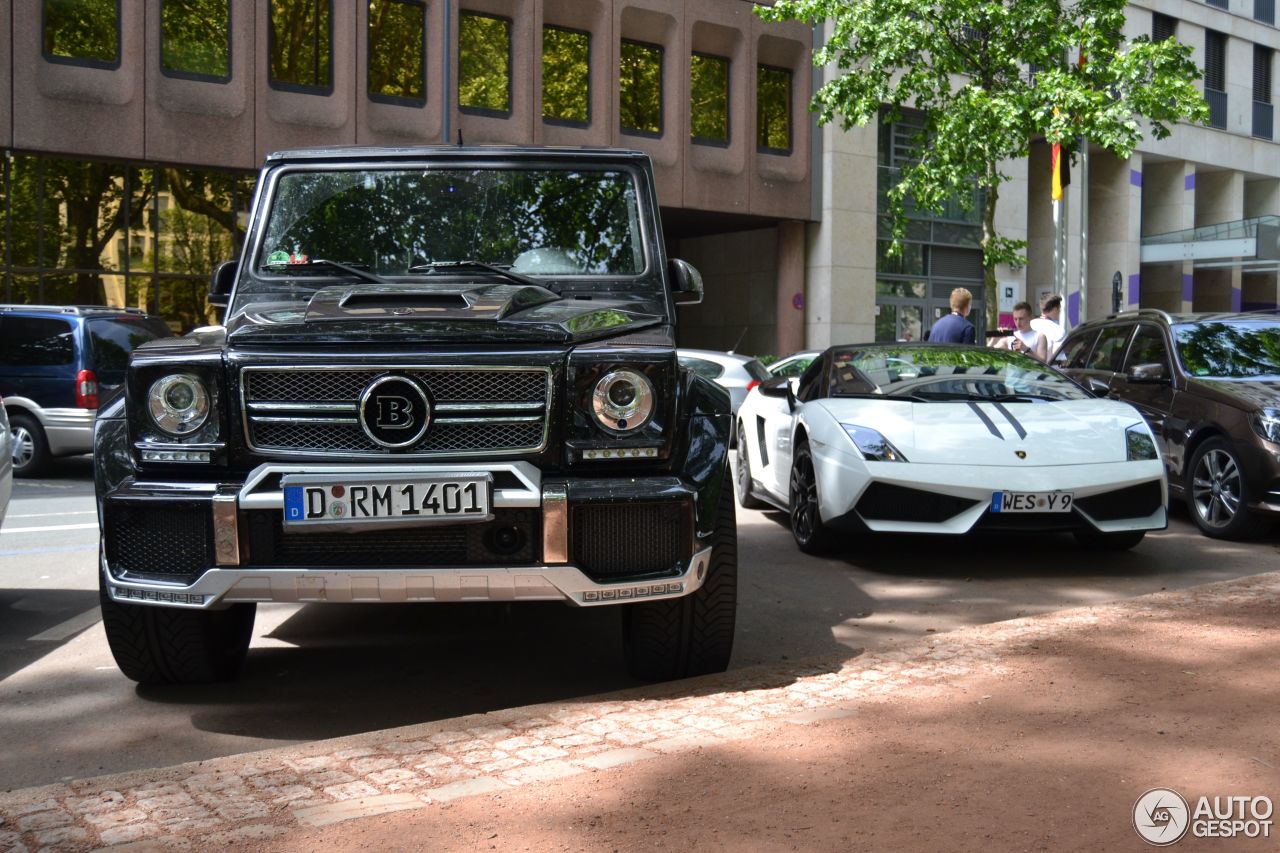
[[148, 374, 210, 435], [591, 370, 655, 432]]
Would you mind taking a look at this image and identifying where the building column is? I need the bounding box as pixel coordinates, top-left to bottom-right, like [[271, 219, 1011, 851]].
[[1087, 149, 1142, 316], [1245, 178, 1280, 310], [1140, 161, 1196, 312], [775, 221, 806, 356], [1194, 170, 1245, 311]]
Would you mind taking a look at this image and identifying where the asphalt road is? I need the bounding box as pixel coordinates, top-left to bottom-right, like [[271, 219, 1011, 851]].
[[2, 455, 1278, 791]]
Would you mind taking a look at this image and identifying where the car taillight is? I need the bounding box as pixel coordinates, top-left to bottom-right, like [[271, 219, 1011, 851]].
[[75, 369, 99, 409], [746, 380, 761, 392]]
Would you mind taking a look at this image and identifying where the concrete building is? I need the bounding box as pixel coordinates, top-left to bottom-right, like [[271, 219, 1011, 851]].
[[0, 0, 1276, 349]]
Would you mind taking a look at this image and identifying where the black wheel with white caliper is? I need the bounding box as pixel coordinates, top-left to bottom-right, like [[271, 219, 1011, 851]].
[[98, 557, 256, 684], [622, 469, 737, 681], [789, 440, 837, 554], [735, 421, 766, 509], [1185, 437, 1269, 540]]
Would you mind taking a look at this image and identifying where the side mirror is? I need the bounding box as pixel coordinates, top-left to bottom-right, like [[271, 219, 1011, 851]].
[[1127, 363, 1169, 384], [668, 258, 703, 305], [208, 260, 238, 309], [758, 376, 797, 411]]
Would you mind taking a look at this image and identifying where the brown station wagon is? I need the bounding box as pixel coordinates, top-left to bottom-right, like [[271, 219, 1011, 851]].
[[1054, 309, 1280, 540]]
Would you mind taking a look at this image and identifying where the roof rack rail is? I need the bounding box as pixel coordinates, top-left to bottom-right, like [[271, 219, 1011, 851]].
[[1103, 308, 1174, 323], [0, 304, 146, 316]]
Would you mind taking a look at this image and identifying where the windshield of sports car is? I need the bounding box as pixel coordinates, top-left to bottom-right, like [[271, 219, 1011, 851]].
[[828, 345, 1091, 401], [1174, 320, 1280, 378], [245, 166, 648, 303]]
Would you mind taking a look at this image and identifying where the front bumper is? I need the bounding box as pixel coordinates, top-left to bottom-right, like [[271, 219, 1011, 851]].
[[814, 444, 1168, 535], [100, 460, 713, 609]]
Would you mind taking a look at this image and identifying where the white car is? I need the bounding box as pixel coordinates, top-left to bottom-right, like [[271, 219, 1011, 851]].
[[677, 349, 771, 416], [735, 343, 1167, 552]]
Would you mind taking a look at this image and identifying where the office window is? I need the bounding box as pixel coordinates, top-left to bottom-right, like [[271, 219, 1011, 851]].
[[1256, 45, 1273, 103], [458, 12, 511, 114], [690, 53, 730, 144], [43, 0, 120, 66], [1205, 29, 1227, 129], [757, 65, 792, 152], [368, 0, 425, 104], [161, 0, 230, 80], [1151, 12, 1176, 43], [542, 26, 590, 125], [269, 0, 332, 92], [620, 40, 663, 136]]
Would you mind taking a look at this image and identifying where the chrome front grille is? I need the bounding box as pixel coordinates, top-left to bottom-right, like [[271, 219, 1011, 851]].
[[242, 365, 552, 456]]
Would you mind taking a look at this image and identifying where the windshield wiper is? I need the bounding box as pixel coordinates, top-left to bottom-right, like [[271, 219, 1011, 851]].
[[834, 391, 933, 403], [266, 258, 389, 285], [914, 391, 1055, 403], [407, 260, 543, 289]]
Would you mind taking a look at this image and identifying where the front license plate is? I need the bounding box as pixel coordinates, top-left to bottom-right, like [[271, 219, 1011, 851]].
[[991, 491, 1074, 513], [283, 475, 492, 526]]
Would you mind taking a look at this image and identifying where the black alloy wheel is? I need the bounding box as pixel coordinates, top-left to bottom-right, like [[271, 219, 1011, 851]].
[[1186, 437, 1269, 540], [789, 441, 836, 554], [734, 422, 765, 509]]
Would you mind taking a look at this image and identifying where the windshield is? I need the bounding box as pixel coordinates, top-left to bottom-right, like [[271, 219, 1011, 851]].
[[829, 345, 1091, 401], [1174, 320, 1280, 378], [246, 166, 647, 302]]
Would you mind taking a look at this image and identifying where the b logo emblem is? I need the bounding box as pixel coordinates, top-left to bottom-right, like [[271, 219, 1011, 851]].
[[359, 375, 431, 449], [1015, 450, 1026, 459]]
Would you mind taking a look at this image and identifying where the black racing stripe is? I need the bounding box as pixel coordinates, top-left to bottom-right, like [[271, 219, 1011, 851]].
[[991, 402, 1027, 439], [966, 402, 1003, 439]]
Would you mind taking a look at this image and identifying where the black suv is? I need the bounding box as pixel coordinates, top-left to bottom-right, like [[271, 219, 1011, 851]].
[[1, 306, 173, 476], [1054, 309, 1280, 539], [94, 146, 737, 684]]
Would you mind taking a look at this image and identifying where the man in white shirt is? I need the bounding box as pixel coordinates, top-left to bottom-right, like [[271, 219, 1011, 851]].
[[1030, 294, 1066, 359]]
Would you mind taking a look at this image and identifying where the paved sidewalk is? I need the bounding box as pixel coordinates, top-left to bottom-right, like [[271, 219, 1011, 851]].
[[2, 571, 1278, 852]]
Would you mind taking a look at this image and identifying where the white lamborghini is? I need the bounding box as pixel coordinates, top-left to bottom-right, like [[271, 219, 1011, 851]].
[[735, 343, 1167, 552]]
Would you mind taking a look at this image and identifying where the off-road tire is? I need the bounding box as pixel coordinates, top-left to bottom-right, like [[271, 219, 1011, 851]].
[[1072, 529, 1146, 551], [1185, 437, 1270, 540], [99, 565, 256, 684], [789, 441, 838, 554], [734, 421, 766, 509], [10, 413, 50, 478], [622, 469, 737, 682]]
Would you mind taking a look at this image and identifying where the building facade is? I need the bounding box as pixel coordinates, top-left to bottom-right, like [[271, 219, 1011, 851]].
[[0, 0, 1277, 349]]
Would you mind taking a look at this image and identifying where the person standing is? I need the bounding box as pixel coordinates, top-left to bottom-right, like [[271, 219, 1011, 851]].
[[994, 301, 1049, 361], [1030, 294, 1066, 358], [927, 287, 976, 344]]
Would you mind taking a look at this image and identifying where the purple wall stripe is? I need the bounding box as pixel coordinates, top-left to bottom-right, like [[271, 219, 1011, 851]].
[[1130, 169, 1143, 188], [1184, 172, 1196, 191], [1232, 288, 1242, 312], [1128, 274, 1140, 305], [1067, 291, 1081, 327], [1182, 274, 1194, 303]]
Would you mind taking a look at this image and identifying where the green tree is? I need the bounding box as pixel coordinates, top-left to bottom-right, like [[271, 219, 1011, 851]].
[[161, 0, 230, 78], [270, 0, 331, 88], [369, 0, 424, 101], [542, 27, 589, 123], [458, 13, 510, 111], [758, 0, 1210, 324]]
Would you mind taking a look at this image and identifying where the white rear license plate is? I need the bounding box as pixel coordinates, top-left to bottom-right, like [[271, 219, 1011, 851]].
[[991, 491, 1074, 513], [283, 474, 492, 527]]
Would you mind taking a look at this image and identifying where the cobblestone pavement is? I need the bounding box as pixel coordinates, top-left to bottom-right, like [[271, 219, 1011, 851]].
[[3, 570, 1278, 852]]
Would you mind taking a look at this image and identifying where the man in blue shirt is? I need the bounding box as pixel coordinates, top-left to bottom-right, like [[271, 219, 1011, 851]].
[[927, 287, 976, 344]]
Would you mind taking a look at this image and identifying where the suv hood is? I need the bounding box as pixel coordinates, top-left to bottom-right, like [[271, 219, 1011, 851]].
[[1187, 377, 1280, 411], [225, 284, 667, 345]]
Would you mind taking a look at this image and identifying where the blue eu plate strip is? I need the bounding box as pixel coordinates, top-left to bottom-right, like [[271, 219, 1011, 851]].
[[284, 486, 306, 520], [990, 492, 1004, 512]]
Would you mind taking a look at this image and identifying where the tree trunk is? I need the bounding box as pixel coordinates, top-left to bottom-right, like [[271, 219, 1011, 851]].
[[981, 162, 1000, 328]]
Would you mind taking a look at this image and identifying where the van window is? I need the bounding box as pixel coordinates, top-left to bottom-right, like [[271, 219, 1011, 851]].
[[0, 317, 75, 366], [87, 317, 174, 383]]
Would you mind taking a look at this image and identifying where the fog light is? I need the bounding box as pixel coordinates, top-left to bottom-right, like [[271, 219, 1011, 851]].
[[142, 449, 212, 463], [583, 447, 658, 460]]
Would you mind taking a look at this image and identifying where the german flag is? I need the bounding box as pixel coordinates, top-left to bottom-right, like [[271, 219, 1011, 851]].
[[1051, 140, 1070, 201]]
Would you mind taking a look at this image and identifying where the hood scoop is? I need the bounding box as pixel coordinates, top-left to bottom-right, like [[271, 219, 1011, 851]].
[[305, 283, 561, 322]]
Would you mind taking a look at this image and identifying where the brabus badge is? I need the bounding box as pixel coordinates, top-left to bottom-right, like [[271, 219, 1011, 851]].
[[358, 375, 432, 449]]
